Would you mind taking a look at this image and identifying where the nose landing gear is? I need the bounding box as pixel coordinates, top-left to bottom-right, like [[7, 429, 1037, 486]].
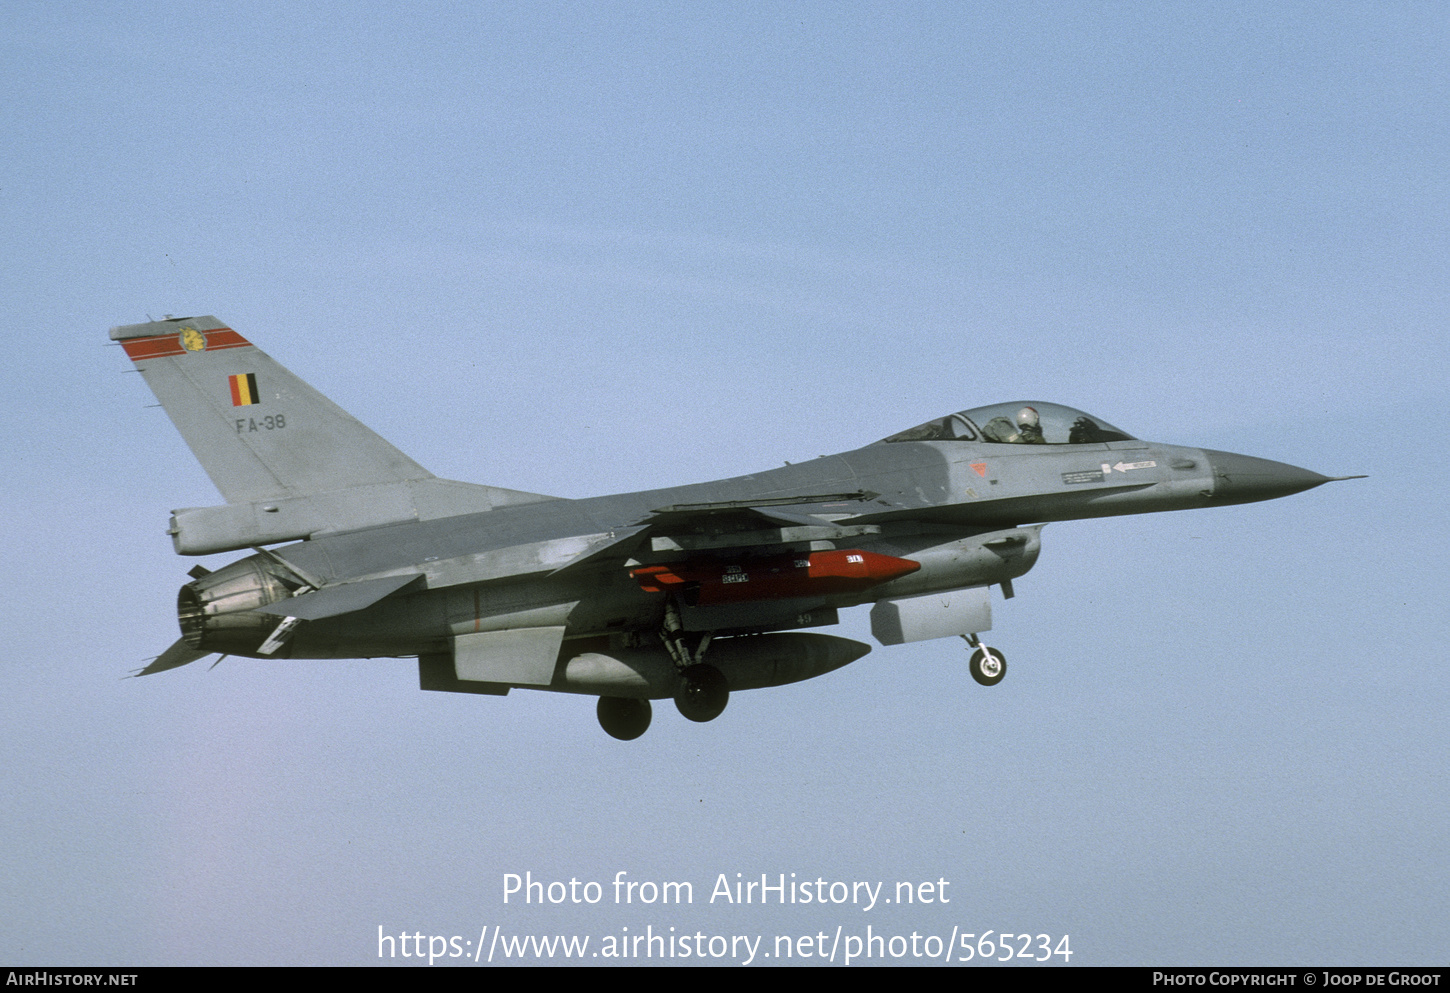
[[962, 633, 1007, 686]]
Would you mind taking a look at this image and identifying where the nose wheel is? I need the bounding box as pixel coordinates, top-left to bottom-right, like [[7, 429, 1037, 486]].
[[962, 634, 1007, 686]]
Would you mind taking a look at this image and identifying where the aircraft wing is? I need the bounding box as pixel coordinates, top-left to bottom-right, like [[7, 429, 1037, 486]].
[[640, 491, 878, 534], [546, 526, 653, 577], [644, 504, 838, 534], [550, 492, 881, 576]]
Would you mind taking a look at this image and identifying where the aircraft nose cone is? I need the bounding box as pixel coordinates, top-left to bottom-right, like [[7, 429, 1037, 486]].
[[1203, 449, 1333, 505]]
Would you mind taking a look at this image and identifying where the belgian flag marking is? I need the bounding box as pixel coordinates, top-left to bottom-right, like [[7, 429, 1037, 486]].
[[229, 373, 260, 406]]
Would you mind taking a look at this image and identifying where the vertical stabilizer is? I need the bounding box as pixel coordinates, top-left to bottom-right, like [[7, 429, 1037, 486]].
[[112, 316, 434, 504]]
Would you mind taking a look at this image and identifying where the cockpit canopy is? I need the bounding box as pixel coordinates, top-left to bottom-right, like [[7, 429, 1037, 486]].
[[881, 402, 1135, 446]]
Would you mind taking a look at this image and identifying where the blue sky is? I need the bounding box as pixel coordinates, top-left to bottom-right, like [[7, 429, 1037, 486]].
[[2, 1, 1446, 965]]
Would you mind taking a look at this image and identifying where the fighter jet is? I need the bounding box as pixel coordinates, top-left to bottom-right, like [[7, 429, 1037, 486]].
[[113, 316, 1359, 739]]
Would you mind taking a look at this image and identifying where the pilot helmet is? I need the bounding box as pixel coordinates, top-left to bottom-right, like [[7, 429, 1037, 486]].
[[1016, 406, 1040, 429]]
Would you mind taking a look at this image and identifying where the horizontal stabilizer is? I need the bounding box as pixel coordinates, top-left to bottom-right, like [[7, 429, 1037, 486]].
[[252, 572, 421, 621], [134, 639, 209, 676]]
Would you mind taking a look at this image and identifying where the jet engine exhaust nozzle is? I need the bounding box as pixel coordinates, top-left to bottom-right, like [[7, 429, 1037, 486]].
[[177, 554, 296, 653]]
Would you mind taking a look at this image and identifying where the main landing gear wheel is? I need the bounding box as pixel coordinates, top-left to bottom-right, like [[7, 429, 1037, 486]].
[[674, 663, 729, 723], [597, 697, 652, 740], [969, 646, 1007, 686]]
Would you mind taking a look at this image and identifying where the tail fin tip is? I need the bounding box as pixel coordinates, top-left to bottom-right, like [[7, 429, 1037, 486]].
[[111, 316, 250, 361]]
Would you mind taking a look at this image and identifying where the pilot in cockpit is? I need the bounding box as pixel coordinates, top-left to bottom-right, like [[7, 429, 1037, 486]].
[[981, 406, 1046, 444]]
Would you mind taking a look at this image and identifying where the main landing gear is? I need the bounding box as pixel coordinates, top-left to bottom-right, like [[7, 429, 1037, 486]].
[[961, 633, 1007, 686], [675, 663, 729, 722], [661, 597, 730, 723], [595, 600, 732, 739], [597, 696, 652, 741]]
